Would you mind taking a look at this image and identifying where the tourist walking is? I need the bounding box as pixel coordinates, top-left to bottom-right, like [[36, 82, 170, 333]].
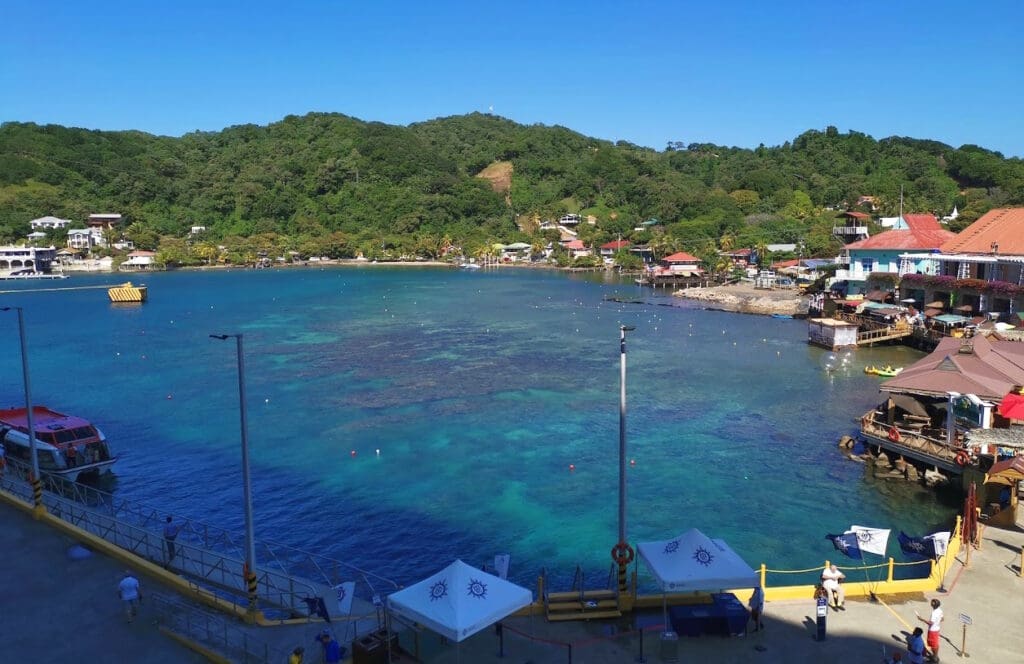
[[117, 570, 142, 623], [288, 646, 304, 664], [163, 516, 181, 564], [916, 598, 944, 661], [821, 563, 846, 610], [748, 585, 764, 631], [907, 627, 927, 664]]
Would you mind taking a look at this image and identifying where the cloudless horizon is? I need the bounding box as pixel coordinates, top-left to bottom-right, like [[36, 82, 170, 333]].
[[3, 1, 1023, 156]]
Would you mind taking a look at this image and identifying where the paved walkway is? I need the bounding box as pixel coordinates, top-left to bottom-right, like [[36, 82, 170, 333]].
[[3, 495, 1022, 663]]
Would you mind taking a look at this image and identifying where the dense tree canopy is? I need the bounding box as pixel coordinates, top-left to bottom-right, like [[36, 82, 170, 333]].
[[2, 114, 1022, 264]]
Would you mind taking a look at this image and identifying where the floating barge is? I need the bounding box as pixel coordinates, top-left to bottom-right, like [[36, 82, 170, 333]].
[[108, 281, 148, 303]]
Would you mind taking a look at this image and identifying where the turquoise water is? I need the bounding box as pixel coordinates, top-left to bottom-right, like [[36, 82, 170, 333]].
[[0, 268, 958, 588]]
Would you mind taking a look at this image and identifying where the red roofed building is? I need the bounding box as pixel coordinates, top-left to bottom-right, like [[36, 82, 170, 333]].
[[836, 228, 956, 292], [599, 240, 631, 259], [894, 208, 1024, 318], [562, 239, 591, 259], [660, 252, 703, 274], [900, 214, 942, 231]]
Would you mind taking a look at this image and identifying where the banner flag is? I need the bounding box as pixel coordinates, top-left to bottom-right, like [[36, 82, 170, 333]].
[[925, 531, 951, 558], [850, 525, 891, 557], [494, 554, 510, 580], [334, 582, 356, 616], [825, 532, 863, 560]]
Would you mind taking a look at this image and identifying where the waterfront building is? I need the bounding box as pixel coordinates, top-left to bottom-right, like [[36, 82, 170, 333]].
[[897, 208, 1024, 318], [835, 224, 955, 297], [599, 240, 630, 261], [119, 250, 158, 271], [0, 245, 57, 275], [859, 334, 1024, 482], [562, 239, 590, 259]]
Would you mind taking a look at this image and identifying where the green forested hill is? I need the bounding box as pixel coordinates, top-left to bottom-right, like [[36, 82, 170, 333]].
[[1, 113, 1022, 265]]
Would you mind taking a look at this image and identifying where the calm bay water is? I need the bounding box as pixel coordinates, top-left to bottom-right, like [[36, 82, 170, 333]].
[[0, 267, 958, 588]]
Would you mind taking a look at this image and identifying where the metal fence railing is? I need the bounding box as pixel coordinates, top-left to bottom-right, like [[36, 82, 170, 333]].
[[1, 457, 397, 619], [152, 592, 271, 663]]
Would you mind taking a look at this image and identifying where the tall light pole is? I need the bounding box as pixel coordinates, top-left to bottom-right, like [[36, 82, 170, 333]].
[[2, 306, 42, 513], [612, 325, 636, 594], [210, 333, 258, 618]]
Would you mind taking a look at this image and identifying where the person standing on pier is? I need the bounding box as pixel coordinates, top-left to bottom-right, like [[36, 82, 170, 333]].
[[916, 598, 944, 661], [163, 516, 181, 565], [748, 585, 765, 631]]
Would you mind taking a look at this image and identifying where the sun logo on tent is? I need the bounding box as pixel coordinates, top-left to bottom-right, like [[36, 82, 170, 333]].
[[429, 579, 448, 601], [693, 546, 714, 566], [466, 578, 488, 599], [664, 540, 680, 554]]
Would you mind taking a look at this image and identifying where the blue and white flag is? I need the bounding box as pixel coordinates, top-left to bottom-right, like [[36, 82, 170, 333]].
[[925, 531, 950, 558], [334, 581, 356, 616], [897, 531, 931, 558], [897, 531, 951, 560], [826, 532, 863, 560], [850, 525, 891, 557]]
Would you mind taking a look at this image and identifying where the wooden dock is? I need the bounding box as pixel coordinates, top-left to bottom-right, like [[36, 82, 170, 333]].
[[831, 312, 913, 347]]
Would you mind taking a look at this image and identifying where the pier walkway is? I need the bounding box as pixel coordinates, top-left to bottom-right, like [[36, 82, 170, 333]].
[[4, 485, 1022, 663]]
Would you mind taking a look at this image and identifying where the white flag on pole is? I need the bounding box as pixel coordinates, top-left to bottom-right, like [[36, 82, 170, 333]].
[[494, 554, 510, 580], [850, 525, 891, 556], [925, 531, 951, 558], [334, 581, 356, 615]]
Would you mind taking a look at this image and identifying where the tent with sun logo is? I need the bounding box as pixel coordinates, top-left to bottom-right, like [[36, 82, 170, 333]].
[[386, 559, 533, 643], [637, 528, 758, 592], [637, 528, 759, 637]]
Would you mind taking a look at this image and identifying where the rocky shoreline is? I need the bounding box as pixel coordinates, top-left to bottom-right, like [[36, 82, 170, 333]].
[[673, 283, 810, 316]]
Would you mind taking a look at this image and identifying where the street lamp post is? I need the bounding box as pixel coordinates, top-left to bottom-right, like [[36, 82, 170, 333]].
[[210, 333, 258, 617], [611, 325, 636, 594], [2, 306, 42, 512]]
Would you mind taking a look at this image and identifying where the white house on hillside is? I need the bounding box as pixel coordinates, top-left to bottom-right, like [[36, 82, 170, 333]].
[[29, 216, 72, 230]]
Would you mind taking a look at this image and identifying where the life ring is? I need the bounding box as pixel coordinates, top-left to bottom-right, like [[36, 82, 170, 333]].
[[955, 450, 970, 467], [888, 427, 901, 443], [611, 542, 635, 566]]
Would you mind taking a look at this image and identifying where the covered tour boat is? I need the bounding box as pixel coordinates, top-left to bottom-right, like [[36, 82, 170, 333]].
[[0, 406, 116, 481]]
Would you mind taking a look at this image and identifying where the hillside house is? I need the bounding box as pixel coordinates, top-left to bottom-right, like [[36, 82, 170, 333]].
[[29, 216, 72, 230], [833, 211, 871, 243]]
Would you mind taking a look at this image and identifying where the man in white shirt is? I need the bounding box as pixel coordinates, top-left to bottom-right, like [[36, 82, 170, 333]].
[[117, 570, 142, 623], [821, 564, 846, 610], [916, 598, 943, 661]]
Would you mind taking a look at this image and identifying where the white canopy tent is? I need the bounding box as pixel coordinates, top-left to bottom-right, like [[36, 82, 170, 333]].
[[637, 528, 758, 592], [387, 559, 533, 643]]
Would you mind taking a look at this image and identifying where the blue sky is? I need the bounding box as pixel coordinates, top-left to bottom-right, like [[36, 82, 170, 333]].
[[2, 1, 1023, 156]]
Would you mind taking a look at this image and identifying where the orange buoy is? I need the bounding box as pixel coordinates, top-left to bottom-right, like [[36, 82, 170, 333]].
[[350, 450, 357, 457], [569, 464, 575, 472]]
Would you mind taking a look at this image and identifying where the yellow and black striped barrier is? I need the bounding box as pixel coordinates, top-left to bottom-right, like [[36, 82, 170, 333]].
[[107, 282, 148, 303]]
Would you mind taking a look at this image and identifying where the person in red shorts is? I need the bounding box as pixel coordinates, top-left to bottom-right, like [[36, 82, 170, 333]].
[[916, 598, 944, 662]]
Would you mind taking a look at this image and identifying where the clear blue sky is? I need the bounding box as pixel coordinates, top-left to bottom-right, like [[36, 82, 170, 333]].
[[3, 1, 1023, 156]]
